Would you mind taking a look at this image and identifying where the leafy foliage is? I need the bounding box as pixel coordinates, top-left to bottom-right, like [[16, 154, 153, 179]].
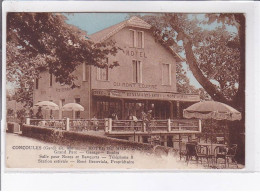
[[142, 13, 245, 162], [7, 13, 120, 107], [176, 63, 210, 100], [194, 27, 240, 100], [142, 13, 244, 109]]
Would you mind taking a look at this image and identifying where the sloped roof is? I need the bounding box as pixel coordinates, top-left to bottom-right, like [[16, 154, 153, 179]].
[[90, 16, 184, 62], [90, 16, 151, 43]]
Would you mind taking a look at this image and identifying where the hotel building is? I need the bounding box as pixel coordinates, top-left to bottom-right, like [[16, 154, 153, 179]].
[[33, 16, 200, 121]]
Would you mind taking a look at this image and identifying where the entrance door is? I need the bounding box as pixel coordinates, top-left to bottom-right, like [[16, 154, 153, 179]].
[[154, 101, 170, 119], [124, 101, 145, 120], [95, 98, 122, 119]]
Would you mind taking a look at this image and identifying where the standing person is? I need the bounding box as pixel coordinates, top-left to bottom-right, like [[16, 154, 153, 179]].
[[49, 113, 55, 127], [128, 112, 134, 130], [50, 113, 54, 119], [146, 110, 153, 132], [147, 110, 152, 120], [29, 109, 34, 118], [132, 114, 138, 131], [141, 111, 147, 131], [36, 107, 43, 119], [111, 111, 118, 120], [91, 114, 99, 131]]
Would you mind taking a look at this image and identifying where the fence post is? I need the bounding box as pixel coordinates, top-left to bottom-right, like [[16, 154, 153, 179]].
[[66, 118, 70, 131], [198, 119, 202, 132], [105, 118, 109, 133], [108, 118, 112, 132], [167, 119, 171, 132], [143, 121, 146, 132], [26, 118, 30, 125]]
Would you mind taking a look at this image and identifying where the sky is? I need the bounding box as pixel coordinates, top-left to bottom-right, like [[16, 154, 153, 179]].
[[64, 13, 203, 89]]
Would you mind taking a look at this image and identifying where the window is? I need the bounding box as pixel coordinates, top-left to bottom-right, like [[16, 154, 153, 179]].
[[129, 30, 144, 48], [137, 31, 144, 48], [96, 100, 122, 119], [61, 99, 65, 106], [162, 64, 171, 85], [75, 98, 81, 119], [130, 30, 135, 48], [49, 73, 53, 87], [132, 60, 142, 83], [35, 78, 39, 89], [75, 98, 80, 104], [83, 63, 88, 81], [97, 67, 109, 81], [97, 58, 109, 81]]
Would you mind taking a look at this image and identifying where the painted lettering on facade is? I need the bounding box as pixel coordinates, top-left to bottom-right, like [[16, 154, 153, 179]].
[[124, 49, 147, 58], [92, 89, 200, 102], [56, 88, 72, 92], [113, 82, 157, 90]]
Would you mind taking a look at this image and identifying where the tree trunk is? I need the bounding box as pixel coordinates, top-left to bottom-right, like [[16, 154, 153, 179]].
[[180, 14, 246, 164]]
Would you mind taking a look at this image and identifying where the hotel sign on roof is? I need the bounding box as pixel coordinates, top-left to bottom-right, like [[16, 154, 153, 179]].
[[92, 89, 200, 102]]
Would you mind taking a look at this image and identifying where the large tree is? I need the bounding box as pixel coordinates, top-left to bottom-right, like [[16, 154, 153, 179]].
[[142, 13, 245, 162], [143, 13, 244, 111], [7, 13, 120, 107]]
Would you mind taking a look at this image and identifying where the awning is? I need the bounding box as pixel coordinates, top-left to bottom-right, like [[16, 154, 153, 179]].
[[92, 89, 200, 102]]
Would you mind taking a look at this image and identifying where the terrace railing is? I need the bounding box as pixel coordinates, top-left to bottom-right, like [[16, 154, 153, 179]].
[[110, 119, 201, 133], [26, 118, 201, 134], [170, 119, 201, 132], [30, 119, 66, 130], [69, 119, 105, 132], [111, 120, 143, 132]]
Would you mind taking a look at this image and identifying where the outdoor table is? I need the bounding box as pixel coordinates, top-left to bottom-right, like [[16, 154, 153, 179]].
[[198, 143, 227, 156], [198, 143, 228, 167]]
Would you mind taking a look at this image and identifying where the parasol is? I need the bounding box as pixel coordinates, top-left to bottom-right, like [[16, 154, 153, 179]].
[[183, 100, 242, 151], [61, 103, 84, 111], [33, 101, 59, 119], [183, 101, 241, 121], [61, 103, 84, 119], [34, 101, 59, 110]]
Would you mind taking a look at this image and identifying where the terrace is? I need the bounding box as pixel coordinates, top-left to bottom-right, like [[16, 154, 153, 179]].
[[27, 118, 201, 135]]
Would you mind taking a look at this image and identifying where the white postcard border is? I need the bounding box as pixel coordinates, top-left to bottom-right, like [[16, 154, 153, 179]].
[[1, 0, 260, 190]]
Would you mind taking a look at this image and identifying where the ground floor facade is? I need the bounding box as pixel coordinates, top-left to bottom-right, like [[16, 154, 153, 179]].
[[92, 96, 195, 120], [33, 87, 200, 121], [91, 89, 199, 120]]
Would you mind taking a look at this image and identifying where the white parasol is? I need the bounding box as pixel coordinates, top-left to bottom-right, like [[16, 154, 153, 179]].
[[61, 103, 84, 111], [183, 100, 242, 149], [183, 101, 241, 121], [33, 101, 59, 110]]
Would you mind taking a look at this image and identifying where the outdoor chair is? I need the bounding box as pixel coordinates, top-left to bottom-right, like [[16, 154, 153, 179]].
[[216, 136, 225, 144], [195, 144, 211, 166], [214, 145, 228, 168], [214, 144, 238, 168], [179, 142, 187, 161], [185, 142, 198, 165], [226, 144, 239, 168], [185, 143, 212, 167]]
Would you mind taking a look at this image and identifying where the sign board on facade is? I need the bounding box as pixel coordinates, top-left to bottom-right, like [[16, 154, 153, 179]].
[[92, 89, 200, 102]]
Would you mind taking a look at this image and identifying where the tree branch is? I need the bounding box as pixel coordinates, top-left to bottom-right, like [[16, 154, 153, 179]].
[[166, 14, 229, 103], [183, 39, 229, 103]]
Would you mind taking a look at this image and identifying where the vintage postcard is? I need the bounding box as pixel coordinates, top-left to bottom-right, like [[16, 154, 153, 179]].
[[3, 1, 253, 171]]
